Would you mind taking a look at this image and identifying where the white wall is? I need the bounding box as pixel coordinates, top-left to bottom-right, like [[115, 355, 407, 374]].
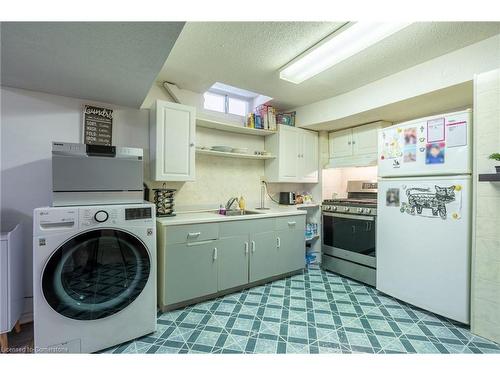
[[294, 34, 500, 130], [322, 166, 378, 200], [0, 86, 149, 321], [0, 86, 314, 320], [471, 69, 500, 344]]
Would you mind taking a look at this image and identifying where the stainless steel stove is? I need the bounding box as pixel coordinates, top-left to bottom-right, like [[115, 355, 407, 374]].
[[321, 180, 378, 286]]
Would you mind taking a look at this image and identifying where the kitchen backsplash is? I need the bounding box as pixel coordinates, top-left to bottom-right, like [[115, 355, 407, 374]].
[[148, 155, 265, 210], [322, 166, 378, 200]]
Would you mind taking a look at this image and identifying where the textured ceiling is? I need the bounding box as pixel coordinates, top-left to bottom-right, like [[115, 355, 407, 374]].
[[1, 22, 185, 107], [157, 22, 500, 109]]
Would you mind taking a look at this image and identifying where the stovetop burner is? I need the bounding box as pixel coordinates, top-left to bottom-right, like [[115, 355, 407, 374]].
[[323, 198, 377, 206], [322, 180, 378, 215]]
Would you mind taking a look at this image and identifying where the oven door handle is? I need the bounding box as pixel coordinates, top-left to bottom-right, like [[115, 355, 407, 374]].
[[322, 212, 375, 221]]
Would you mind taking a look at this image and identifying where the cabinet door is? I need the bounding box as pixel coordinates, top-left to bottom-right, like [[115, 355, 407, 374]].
[[329, 128, 353, 158], [299, 129, 319, 183], [249, 231, 278, 282], [276, 229, 306, 275], [279, 125, 299, 180], [151, 100, 196, 181], [164, 240, 218, 305], [218, 235, 249, 291], [352, 123, 380, 156]]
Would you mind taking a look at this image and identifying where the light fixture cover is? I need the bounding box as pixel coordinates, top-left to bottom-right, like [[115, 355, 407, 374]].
[[280, 22, 413, 84]]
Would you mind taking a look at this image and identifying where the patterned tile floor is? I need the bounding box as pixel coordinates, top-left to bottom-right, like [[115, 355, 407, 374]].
[[102, 267, 500, 354]]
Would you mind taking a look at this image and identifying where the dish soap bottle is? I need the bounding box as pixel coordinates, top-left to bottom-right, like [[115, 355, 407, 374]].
[[238, 195, 246, 211]]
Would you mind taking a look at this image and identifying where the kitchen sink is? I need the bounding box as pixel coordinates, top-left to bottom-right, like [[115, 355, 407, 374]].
[[220, 209, 263, 216]]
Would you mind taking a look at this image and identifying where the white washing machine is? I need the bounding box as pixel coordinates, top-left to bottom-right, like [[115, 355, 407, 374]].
[[33, 203, 156, 353]]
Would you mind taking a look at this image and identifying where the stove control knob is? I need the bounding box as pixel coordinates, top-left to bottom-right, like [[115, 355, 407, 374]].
[[344, 207, 350, 212], [364, 208, 371, 214], [323, 206, 330, 211], [332, 206, 337, 211], [357, 208, 363, 213], [94, 210, 109, 223]]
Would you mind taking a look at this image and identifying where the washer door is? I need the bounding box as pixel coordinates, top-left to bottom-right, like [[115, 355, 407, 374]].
[[42, 229, 151, 320]]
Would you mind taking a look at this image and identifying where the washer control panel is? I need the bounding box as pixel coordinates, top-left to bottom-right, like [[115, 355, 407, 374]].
[[81, 207, 119, 227], [94, 210, 109, 223], [125, 207, 152, 221]]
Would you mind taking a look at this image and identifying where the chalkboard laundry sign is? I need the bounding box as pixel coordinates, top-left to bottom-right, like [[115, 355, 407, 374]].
[[83, 105, 113, 146]]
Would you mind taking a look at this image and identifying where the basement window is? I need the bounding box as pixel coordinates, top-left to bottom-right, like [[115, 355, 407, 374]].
[[203, 92, 225, 113], [203, 82, 271, 118], [227, 97, 248, 116]]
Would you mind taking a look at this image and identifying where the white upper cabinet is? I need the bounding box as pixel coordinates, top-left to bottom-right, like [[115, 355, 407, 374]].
[[300, 128, 319, 182], [328, 121, 390, 168], [278, 125, 300, 180], [328, 128, 352, 158], [352, 122, 381, 156], [265, 125, 319, 183], [150, 100, 196, 181]]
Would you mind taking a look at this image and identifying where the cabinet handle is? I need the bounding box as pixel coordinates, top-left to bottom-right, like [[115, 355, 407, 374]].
[[288, 221, 296, 226], [190, 142, 195, 147], [348, 141, 352, 145], [213, 247, 218, 261], [244, 242, 249, 254], [277, 237, 281, 248], [352, 141, 356, 145], [251, 240, 256, 253], [187, 232, 201, 238]]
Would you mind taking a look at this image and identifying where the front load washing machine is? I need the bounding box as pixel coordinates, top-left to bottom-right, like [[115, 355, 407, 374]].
[[33, 203, 156, 353]]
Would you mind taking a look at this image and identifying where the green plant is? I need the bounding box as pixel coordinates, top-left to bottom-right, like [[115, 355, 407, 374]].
[[489, 153, 500, 162]]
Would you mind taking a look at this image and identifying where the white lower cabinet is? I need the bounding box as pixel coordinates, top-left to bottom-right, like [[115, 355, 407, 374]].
[[163, 240, 218, 306], [276, 229, 305, 276], [157, 214, 306, 310], [217, 235, 249, 291], [249, 231, 278, 283]]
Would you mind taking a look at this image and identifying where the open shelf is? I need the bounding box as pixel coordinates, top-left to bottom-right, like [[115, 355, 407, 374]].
[[196, 117, 276, 136], [305, 234, 320, 241], [196, 149, 276, 160], [479, 173, 500, 182]]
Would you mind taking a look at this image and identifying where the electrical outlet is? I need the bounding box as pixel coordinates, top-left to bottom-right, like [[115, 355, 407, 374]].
[[260, 176, 267, 183]]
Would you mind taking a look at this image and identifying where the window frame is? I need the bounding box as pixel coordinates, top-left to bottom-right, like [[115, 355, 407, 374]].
[[203, 90, 250, 117]]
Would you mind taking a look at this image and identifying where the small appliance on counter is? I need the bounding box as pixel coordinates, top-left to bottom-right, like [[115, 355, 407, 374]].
[[153, 184, 176, 217], [279, 191, 296, 205], [52, 142, 143, 206]]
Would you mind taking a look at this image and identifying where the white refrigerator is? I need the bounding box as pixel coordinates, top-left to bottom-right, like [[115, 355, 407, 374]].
[[376, 109, 472, 324]]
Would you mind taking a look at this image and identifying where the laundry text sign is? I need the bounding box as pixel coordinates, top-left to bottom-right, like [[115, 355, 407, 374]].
[[83, 105, 113, 146]]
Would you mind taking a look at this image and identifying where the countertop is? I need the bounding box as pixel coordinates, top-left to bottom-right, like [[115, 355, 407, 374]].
[[156, 204, 312, 226]]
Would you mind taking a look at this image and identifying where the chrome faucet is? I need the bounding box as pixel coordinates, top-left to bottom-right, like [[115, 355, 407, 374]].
[[225, 197, 239, 210]]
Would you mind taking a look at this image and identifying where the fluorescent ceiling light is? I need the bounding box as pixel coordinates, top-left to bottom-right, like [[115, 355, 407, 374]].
[[279, 22, 413, 84]]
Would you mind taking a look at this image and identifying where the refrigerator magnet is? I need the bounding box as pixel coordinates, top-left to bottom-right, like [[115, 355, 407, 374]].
[[386, 188, 400, 207], [403, 146, 417, 163], [427, 117, 445, 143], [446, 121, 467, 148], [425, 142, 445, 164]]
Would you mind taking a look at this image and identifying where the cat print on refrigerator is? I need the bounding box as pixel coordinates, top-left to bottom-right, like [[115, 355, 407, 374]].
[[405, 185, 456, 219]]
